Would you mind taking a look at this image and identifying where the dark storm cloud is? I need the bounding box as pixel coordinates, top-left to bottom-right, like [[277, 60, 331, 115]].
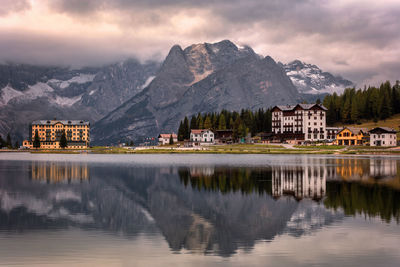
[[0, 0, 399, 85], [48, 0, 400, 48]]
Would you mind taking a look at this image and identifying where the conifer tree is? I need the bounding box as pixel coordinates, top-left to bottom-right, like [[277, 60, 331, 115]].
[[33, 130, 40, 149], [177, 121, 184, 141], [183, 116, 190, 139], [218, 114, 226, 130], [59, 131, 68, 149], [197, 115, 204, 129], [190, 116, 197, 130], [350, 97, 359, 123], [169, 134, 174, 145], [6, 133, 12, 149], [203, 116, 212, 129]]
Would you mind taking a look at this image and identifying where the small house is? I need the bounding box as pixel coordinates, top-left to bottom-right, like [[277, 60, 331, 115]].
[[190, 129, 215, 146], [369, 127, 397, 147], [158, 133, 178, 145], [336, 127, 369, 146]]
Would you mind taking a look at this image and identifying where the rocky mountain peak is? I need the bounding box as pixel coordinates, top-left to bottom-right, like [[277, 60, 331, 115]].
[[92, 40, 301, 144], [284, 60, 353, 94]]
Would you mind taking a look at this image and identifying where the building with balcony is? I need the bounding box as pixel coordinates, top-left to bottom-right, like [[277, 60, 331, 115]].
[[336, 127, 369, 146], [22, 120, 90, 149], [326, 127, 342, 141], [369, 127, 397, 147], [271, 103, 327, 143]]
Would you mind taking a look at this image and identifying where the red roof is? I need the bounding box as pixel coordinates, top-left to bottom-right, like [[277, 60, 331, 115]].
[[159, 134, 177, 138], [191, 129, 211, 134]]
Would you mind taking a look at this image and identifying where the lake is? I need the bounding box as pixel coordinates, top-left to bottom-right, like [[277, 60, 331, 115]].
[[0, 153, 399, 266]]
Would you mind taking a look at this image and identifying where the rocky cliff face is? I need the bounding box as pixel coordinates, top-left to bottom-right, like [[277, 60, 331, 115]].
[[0, 40, 353, 144], [92, 40, 300, 144], [282, 60, 354, 94], [0, 60, 159, 141]]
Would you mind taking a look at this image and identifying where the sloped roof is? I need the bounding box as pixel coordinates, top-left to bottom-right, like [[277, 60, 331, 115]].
[[369, 127, 397, 133], [276, 105, 296, 111], [339, 127, 369, 135], [191, 129, 212, 134], [159, 133, 177, 138], [32, 120, 90, 126], [273, 103, 327, 111]]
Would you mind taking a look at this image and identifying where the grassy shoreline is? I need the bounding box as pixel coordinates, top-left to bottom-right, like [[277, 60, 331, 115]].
[[2, 144, 400, 155]]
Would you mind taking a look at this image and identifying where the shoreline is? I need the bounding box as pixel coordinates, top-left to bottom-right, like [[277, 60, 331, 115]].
[[2, 144, 400, 155]]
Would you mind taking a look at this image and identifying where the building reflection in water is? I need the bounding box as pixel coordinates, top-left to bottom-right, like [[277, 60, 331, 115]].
[[272, 165, 326, 201], [30, 161, 89, 183]]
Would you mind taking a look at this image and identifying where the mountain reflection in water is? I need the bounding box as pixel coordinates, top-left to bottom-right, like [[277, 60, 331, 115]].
[[0, 155, 399, 258]]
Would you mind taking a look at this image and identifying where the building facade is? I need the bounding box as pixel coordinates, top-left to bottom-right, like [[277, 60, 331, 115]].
[[336, 127, 369, 146], [271, 103, 327, 143], [190, 129, 215, 145], [215, 130, 233, 144], [23, 120, 90, 149], [158, 133, 178, 145], [369, 127, 397, 147], [326, 127, 342, 141]]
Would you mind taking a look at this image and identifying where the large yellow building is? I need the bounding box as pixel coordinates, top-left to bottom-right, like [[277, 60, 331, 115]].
[[336, 127, 369, 146], [23, 120, 90, 149]]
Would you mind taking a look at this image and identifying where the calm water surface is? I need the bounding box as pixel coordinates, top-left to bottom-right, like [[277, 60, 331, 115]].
[[0, 153, 400, 266]]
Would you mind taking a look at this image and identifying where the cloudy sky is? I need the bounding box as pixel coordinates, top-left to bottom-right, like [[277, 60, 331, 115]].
[[0, 0, 399, 86]]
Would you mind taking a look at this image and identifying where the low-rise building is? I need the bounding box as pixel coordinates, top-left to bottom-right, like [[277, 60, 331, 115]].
[[369, 127, 397, 147], [23, 120, 90, 149], [215, 129, 233, 144], [326, 127, 342, 141], [336, 127, 369, 146], [190, 129, 215, 146], [158, 133, 178, 145]]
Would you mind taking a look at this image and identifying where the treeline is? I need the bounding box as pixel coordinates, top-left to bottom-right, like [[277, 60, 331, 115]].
[[324, 181, 400, 223], [177, 109, 272, 141], [0, 133, 19, 149], [323, 81, 400, 125], [178, 167, 273, 195]]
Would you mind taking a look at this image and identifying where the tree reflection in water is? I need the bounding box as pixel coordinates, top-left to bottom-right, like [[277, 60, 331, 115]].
[[178, 157, 400, 223]]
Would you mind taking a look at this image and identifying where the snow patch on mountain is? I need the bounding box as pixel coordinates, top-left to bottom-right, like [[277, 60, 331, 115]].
[[284, 60, 353, 95], [0, 85, 24, 105], [53, 94, 83, 106], [140, 76, 155, 89], [1, 82, 83, 107], [49, 73, 96, 89], [25, 82, 54, 98]]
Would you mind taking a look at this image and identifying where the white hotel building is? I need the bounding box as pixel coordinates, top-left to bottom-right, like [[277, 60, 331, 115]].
[[271, 103, 327, 143]]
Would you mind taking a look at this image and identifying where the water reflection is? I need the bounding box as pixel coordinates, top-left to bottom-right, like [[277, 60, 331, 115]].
[[31, 161, 89, 183], [272, 166, 326, 201], [0, 155, 399, 261]]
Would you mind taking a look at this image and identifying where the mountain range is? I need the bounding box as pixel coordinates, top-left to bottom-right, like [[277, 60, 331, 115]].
[[0, 40, 353, 144]]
